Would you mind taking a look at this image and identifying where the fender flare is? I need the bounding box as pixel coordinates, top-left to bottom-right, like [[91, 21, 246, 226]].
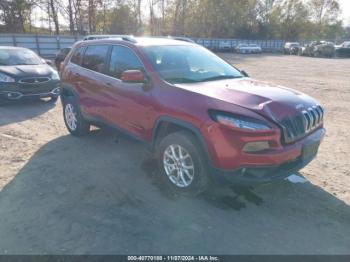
[[151, 116, 211, 164]]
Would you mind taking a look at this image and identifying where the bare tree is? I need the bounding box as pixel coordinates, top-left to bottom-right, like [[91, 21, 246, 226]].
[[308, 0, 340, 25], [49, 0, 60, 34]]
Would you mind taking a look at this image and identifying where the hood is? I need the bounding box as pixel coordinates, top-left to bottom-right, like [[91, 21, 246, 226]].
[[175, 78, 319, 122], [0, 64, 53, 78]]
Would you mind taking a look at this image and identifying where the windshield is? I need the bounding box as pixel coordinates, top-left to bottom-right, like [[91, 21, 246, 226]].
[[142, 45, 243, 84], [0, 49, 43, 66]]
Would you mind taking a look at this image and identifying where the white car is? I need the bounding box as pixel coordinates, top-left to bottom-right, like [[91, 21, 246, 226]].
[[218, 41, 232, 52], [236, 44, 262, 54]]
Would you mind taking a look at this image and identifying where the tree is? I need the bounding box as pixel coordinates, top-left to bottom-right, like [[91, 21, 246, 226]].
[[308, 0, 340, 39], [308, 0, 340, 25], [0, 0, 33, 33], [49, 0, 60, 34], [274, 0, 310, 40]]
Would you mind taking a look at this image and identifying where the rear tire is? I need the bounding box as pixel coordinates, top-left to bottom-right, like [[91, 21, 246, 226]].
[[156, 131, 210, 196], [62, 96, 90, 136]]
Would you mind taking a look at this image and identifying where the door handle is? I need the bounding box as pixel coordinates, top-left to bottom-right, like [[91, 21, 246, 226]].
[[105, 82, 112, 87], [74, 73, 80, 77]]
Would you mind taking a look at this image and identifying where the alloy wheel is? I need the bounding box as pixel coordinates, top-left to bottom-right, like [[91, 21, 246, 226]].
[[163, 144, 195, 188], [65, 103, 78, 131]]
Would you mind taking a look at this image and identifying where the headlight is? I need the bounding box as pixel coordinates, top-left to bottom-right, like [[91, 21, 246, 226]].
[[50, 69, 60, 80], [0, 72, 15, 83], [210, 111, 271, 131]]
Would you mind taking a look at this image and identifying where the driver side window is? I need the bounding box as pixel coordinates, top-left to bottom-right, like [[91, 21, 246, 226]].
[[108, 46, 144, 79]]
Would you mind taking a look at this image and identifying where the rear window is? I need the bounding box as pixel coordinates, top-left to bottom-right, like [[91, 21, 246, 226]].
[[70, 46, 85, 65], [81, 45, 109, 73]]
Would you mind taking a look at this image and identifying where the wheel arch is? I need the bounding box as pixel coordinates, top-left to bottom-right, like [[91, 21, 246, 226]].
[[151, 116, 211, 164], [60, 85, 79, 99]]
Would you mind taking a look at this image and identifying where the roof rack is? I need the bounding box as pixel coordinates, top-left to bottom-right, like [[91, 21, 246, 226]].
[[120, 35, 137, 43], [83, 34, 137, 43]]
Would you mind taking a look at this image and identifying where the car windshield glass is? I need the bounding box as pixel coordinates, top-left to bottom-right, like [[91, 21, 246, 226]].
[[0, 49, 43, 66], [142, 45, 243, 84]]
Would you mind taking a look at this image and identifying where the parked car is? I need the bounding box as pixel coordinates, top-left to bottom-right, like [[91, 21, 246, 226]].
[[283, 42, 301, 55], [60, 37, 325, 195], [236, 44, 262, 54], [0, 46, 60, 104], [299, 41, 335, 58], [55, 47, 71, 71], [218, 41, 232, 52], [335, 41, 350, 57]]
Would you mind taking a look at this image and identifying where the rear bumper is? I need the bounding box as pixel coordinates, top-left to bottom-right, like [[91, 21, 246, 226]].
[[210, 128, 325, 185]]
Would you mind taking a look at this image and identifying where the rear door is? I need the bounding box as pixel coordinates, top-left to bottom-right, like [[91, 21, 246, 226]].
[[78, 44, 110, 119], [62, 45, 85, 106]]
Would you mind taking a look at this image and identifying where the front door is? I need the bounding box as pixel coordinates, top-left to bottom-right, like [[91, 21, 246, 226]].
[[103, 45, 155, 140]]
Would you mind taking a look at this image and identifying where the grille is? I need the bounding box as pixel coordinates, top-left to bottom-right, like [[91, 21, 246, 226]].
[[280, 105, 324, 143], [19, 77, 50, 84]]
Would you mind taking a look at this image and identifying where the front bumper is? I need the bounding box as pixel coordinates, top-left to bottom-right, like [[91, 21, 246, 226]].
[[0, 80, 60, 100], [209, 128, 325, 185], [212, 152, 316, 185]]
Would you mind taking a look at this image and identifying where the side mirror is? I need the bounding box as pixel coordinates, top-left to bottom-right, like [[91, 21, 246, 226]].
[[121, 70, 146, 83], [241, 70, 249, 77]]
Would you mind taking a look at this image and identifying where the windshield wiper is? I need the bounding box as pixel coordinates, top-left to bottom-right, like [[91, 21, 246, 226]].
[[199, 75, 243, 82], [165, 77, 198, 84]]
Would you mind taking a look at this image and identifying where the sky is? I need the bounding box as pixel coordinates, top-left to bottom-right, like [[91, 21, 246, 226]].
[[339, 0, 350, 25]]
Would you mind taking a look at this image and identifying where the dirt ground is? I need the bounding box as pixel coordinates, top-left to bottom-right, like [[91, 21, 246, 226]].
[[0, 54, 349, 254]]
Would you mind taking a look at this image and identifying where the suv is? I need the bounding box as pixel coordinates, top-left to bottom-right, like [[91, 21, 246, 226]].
[[60, 37, 325, 195]]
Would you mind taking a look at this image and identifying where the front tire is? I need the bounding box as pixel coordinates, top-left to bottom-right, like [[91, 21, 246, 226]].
[[62, 96, 90, 136], [156, 131, 210, 196]]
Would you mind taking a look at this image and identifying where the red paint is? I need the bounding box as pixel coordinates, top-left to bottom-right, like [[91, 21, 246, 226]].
[[61, 38, 325, 172]]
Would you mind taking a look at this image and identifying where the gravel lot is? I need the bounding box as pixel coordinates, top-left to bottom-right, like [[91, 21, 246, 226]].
[[0, 54, 349, 254]]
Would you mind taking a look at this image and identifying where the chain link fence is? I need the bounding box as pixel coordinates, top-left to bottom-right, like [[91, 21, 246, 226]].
[[0, 33, 308, 58], [0, 34, 83, 58]]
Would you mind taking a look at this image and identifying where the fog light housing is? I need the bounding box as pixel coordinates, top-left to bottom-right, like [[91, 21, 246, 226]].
[[242, 141, 270, 153]]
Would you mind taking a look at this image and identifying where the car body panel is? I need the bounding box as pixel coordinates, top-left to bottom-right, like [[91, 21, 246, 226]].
[[283, 42, 300, 55], [60, 38, 325, 183], [236, 44, 262, 54], [0, 48, 60, 100], [335, 41, 350, 57], [300, 41, 335, 57]]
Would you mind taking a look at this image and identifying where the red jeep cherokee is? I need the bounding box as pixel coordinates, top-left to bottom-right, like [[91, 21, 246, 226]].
[[60, 37, 325, 195]]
